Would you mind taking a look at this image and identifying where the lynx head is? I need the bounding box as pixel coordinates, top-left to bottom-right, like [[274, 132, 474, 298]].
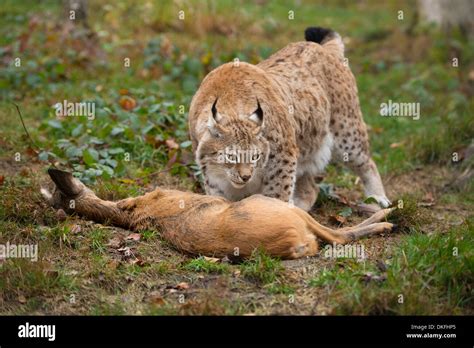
[[197, 97, 270, 188]]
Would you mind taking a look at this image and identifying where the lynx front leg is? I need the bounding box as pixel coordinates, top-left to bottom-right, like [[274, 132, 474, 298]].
[[262, 151, 298, 203], [351, 158, 391, 208]]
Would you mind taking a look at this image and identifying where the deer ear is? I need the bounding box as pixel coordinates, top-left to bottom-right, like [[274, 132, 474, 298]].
[[249, 99, 263, 127]]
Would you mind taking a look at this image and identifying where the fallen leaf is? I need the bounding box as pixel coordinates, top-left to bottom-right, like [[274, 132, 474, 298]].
[[423, 192, 435, 203], [165, 138, 179, 150], [128, 256, 146, 266], [330, 214, 346, 225], [119, 96, 137, 111], [389, 142, 404, 149], [148, 291, 165, 305], [70, 224, 82, 234], [175, 282, 189, 290], [418, 192, 435, 207], [18, 295, 27, 304], [117, 246, 132, 257], [468, 70, 474, 81], [107, 236, 124, 249], [107, 260, 119, 270], [203, 256, 220, 263], [0, 175, 4, 186]]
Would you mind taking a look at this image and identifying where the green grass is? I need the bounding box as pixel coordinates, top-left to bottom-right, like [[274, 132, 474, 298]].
[[0, 259, 77, 313], [309, 220, 474, 314], [388, 194, 430, 233], [184, 257, 231, 274], [90, 228, 108, 254], [240, 249, 283, 285]]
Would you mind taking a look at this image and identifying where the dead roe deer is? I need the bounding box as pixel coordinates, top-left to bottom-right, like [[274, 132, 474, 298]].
[[42, 168, 396, 259]]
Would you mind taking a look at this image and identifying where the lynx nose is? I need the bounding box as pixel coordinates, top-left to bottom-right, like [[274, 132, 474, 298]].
[[241, 174, 251, 182]]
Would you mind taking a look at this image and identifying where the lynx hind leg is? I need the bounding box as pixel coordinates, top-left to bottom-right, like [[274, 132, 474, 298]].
[[333, 132, 391, 208], [293, 173, 319, 211]]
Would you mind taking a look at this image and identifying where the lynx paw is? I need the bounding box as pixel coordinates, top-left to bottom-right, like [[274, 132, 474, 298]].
[[369, 195, 392, 208]]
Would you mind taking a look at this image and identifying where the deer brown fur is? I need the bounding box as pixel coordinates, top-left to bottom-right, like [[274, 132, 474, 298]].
[[42, 168, 395, 260]]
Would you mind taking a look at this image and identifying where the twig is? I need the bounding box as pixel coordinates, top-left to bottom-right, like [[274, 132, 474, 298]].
[[11, 102, 39, 154]]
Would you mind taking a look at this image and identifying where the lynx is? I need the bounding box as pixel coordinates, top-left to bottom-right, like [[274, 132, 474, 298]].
[[189, 27, 391, 211], [42, 169, 395, 260]]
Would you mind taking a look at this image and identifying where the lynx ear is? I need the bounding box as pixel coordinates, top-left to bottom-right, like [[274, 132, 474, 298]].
[[208, 99, 223, 137], [249, 99, 263, 127], [249, 99, 264, 136]]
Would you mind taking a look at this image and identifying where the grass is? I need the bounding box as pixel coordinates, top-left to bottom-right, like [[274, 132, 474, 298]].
[[0, 0, 473, 315], [184, 257, 231, 274], [388, 194, 430, 233], [240, 249, 283, 285], [309, 220, 473, 315]]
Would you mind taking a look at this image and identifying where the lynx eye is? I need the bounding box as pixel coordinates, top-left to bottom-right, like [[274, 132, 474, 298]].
[[226, 153, 238, 163], [251, 153, 261, 162]]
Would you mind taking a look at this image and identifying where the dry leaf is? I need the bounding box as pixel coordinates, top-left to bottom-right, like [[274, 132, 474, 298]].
[[390, 142, 404, 149], [175, 282, 189, 290], [418, 192, 435, 207], [148, 291, 165, 305], [107, 260, 119, 270], [468, 70, 474, 81], [18, 295, 27, 304], [107, 236, 124, 249], [330, 214, 346, 225], [423, 192, 435, 203], [119, 96, 137, 111], [70, 224, 82, 234], [203, 256, 219, 263], [165, 138, 179, 150], [117, 246, 132, 257], [0, 175, 4, 186], [128, 256, 146, 266]]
